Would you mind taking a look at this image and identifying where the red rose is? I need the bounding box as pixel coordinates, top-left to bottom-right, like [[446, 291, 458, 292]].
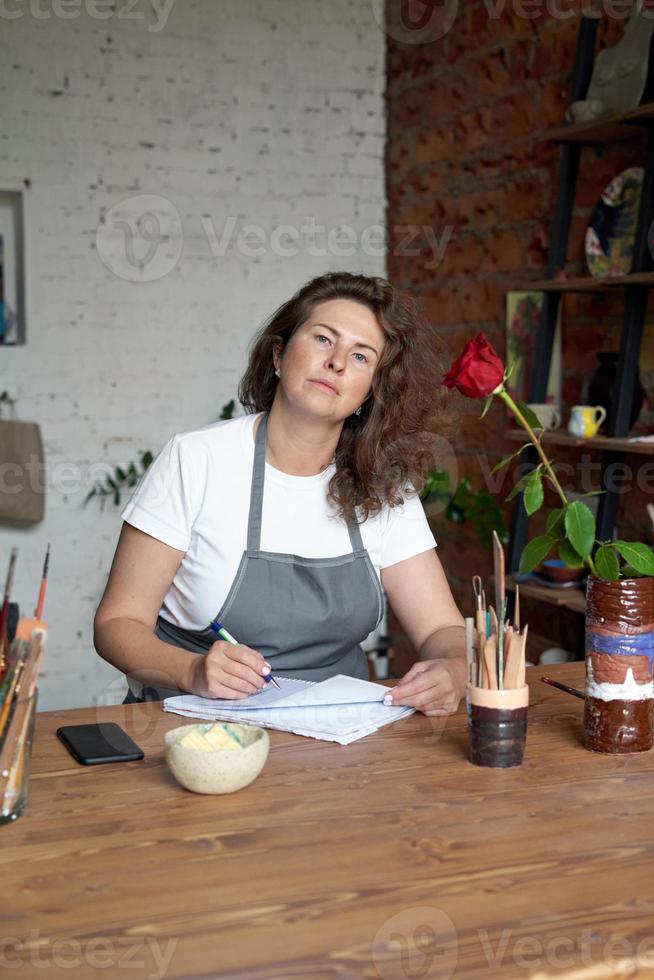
[[442, 332, 505, 399]]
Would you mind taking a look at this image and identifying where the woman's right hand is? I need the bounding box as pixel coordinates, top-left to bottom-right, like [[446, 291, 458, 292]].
[[188, 641, 272, 699]]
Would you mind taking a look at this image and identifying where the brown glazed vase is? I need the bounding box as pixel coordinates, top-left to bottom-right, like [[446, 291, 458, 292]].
[[584, 576, 654, 753]]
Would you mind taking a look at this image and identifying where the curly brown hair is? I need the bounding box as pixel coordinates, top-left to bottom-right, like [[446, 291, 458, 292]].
[[238, 271, 455, 523]]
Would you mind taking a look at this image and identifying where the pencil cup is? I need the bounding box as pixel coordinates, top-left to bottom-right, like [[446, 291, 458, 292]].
[[467, 685, 529, 768], [0, 691, 38, 824]]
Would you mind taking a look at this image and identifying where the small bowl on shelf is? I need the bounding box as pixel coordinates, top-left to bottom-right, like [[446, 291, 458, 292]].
[[534, 559, 586, 584]]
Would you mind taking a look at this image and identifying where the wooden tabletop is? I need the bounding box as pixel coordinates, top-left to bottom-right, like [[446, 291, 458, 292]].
[[3, 663, 654, 979]]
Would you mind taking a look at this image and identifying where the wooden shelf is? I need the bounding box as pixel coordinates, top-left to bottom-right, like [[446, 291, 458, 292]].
[[513, 272, 654, 293], [506, 574, 586, 614], [505, 429, 654, 456], [542, 102, 654, 144]]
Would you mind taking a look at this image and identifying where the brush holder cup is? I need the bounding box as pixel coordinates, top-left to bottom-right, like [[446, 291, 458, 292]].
[[468, 685, 529, 768]]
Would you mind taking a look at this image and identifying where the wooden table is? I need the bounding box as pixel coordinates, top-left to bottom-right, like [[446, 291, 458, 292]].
[[3, 663, 654, 979]]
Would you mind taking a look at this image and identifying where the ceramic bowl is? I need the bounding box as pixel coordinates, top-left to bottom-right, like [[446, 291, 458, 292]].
[[164, 722, 269, 794], [536, 559, 586, 584]]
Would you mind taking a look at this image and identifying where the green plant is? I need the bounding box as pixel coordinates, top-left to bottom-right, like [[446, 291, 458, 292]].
[[86, 399, 237, 508], [421, 469, 507, 550], [84, 450, 154, 508]]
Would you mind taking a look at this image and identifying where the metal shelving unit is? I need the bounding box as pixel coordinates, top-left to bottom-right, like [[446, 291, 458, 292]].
[[506, 16, 654, 606]]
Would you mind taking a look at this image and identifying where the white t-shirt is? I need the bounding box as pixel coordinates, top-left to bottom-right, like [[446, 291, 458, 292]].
[[120, 413, 437, 631]]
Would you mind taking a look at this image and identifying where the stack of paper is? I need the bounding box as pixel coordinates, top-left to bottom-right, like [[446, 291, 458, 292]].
[[163, 674, 415, 745]]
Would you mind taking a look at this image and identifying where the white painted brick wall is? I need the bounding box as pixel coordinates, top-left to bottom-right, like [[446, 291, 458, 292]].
[[0, 0, 387, 710]]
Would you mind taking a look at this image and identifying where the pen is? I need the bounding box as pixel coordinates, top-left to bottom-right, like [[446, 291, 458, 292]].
[[209, 619, 281, 690]]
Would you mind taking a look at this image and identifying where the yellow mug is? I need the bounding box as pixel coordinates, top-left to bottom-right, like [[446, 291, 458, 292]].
[[568, 405, 607, 438]]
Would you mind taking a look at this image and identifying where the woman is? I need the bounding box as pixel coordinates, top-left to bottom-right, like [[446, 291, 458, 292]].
[[94, 272, 467, 717]]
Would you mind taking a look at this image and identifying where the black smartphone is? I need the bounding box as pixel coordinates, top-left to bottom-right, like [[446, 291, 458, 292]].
[[56, 723, 144, 766]]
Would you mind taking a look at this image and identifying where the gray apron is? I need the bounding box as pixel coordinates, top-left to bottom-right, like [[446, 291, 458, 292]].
[[124, 413, 384, 703]]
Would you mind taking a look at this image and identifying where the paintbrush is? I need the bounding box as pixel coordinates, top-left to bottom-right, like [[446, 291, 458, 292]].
[[35, 543, 49, 620], [465, 617, 475, 685], [0, 641, 29, 740], [472, 575, 486, 640], [541, 675, 585, 700], [1, 693, 36, 819], [0, 549, 18, 675], [15, 544, 50, 642]]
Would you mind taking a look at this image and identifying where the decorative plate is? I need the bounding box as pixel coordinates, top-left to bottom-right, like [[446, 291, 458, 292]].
[[585, 166, 643, 278]]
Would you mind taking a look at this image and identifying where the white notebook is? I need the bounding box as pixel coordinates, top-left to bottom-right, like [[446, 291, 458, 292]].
[[163, 674, 415, 745]]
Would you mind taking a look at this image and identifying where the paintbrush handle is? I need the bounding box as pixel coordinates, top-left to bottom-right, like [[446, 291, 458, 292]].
[[465, 618, 475, 685], [541, 675, 585, 700], [476, 629, 485, 686]]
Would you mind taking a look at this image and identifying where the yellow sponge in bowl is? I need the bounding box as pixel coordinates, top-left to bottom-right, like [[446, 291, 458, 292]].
[[179, 722, 245, 752]]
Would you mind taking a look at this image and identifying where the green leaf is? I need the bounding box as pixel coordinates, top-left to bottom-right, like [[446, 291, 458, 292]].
[[141, 451, 154, 469], [546, 506, 566, 539], [621, 564, 646, 578], [613, 541, 654, 576], [115, 466, 126, 482], [594, 544, 621, 581], [516, 401, 543, 430], [220, 398, 235, 420], [480, 394, 493, 419], [490, 444, 531, 476], [519, 535, 556, 575], [421, 468, 451, 501], [446, 503, 465, 523], [505, 470, 534, 503], [107, 476, 118, 491], [564, 500, 596, 559], [523, 469, 544, 516], [558, 538, 586, 569]]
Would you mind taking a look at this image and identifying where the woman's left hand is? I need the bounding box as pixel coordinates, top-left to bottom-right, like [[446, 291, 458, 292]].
[[384, 659, 467, 717]]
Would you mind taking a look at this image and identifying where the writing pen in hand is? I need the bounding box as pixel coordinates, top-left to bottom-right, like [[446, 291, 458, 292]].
[[209, 619, 281, 690]]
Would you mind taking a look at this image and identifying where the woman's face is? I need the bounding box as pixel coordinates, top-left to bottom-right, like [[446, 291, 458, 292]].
[[274, 299, 385, 422]]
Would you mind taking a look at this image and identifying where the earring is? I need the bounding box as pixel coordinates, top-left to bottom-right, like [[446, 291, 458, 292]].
[[274, 368, 280, 378], [355, 406, 362, 416]]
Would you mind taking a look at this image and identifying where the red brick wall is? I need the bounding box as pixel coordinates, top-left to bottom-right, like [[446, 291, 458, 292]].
[[385, 1, 654, 661]]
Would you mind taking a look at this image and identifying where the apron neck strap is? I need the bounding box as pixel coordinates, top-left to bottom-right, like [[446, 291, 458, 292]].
[[247, 412, 364, 553]]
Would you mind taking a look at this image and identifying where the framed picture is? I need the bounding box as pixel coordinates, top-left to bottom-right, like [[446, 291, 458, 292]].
[[505, 291, 561, 408], [0, 189, 26, 345]]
